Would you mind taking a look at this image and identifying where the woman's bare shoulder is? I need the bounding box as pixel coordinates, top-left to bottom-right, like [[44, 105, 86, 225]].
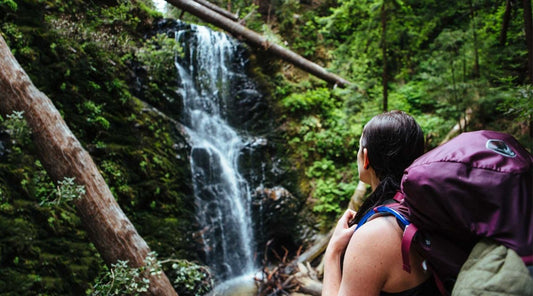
[[354, 215, 402, 243], [337, 216, 402, 295]]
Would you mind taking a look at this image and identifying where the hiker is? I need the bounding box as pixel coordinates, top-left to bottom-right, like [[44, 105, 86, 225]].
[[322, 110, 438, 295]]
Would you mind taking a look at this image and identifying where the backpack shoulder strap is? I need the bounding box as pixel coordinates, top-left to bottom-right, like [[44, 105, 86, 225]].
[[354, 202, 418, 273]]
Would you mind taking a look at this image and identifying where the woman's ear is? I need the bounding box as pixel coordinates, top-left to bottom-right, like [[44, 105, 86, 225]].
[[363, 148, 370, 169]]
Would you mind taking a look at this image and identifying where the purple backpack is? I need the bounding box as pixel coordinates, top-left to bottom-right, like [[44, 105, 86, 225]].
[[358, 130, 533, 294]]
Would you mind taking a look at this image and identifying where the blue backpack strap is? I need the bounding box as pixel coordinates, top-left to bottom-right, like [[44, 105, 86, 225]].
[[355, 205, 410, 231], [354, 205, 418, 273]]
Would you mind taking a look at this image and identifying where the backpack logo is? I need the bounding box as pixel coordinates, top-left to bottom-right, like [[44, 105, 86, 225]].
[[486, 139, 516, 158]]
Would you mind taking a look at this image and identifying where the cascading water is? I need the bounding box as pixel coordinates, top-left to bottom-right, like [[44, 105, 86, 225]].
[[173, 23, 259, 281]]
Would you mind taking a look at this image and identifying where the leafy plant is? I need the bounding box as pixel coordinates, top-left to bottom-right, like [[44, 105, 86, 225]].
[[137, 33, 182, 82], [40, 177, 86, 206], [164, 259, 213, 296], [312, 178, 355, 220], [89, 252, 163, 296], [281, 88, 333, 114], [1, 111, 31, 145], [82, 101, 111, 130], [0, 0, 17, 11], [498, 85, 533, 122]]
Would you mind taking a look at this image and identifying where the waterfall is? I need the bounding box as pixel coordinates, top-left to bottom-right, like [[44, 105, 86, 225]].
[[174, 23, 258, 281]]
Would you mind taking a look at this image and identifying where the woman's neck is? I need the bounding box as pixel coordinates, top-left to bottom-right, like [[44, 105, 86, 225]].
[[370, 172, 380, 191]]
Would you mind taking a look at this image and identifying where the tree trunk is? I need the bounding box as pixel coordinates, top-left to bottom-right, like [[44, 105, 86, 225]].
[[193, 0, 238, 21], [470, 0, 480, 78], [524, 0, 533, 147], [500, 0, 513, 46], [381, 2, 388, 112], [0, 35, 178, 296], [524, 0, 533, 84], [165, 0, 351, 87]]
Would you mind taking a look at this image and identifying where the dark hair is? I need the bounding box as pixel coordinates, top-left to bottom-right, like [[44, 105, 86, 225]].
[[350, 110, 424, 226]]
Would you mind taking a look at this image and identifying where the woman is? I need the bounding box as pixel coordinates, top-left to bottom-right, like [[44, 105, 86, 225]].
[[322, 111, 437, 296]]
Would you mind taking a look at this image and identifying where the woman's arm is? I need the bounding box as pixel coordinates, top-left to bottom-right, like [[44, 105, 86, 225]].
[[323, 216, 401, 296], [322, 209, 357, 296]]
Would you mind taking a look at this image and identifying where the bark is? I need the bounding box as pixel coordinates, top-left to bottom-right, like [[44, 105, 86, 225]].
[[499, 0, 513, 46], [469, 0, 480, 78], [166, 0, 351, 87], [348, 180, 368, 211], [0, 35, 177, 296], [193, 0, 238, 21], [523, 0, 533, 146], [293, 262, 323, 296], [381, 2, 388, 112], [524, 0, 533, 84]]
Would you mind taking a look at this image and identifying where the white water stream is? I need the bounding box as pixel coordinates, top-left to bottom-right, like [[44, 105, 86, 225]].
[[174, 23, 257, 281]]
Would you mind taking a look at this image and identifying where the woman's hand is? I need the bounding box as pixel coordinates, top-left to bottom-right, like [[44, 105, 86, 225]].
[[322, 209, 357, 296], [326, 209, 357, 255]]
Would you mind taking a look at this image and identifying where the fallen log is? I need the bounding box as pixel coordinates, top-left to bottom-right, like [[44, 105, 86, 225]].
[[193, 0, 238, 21], [439, 107, 473, 145], [0, 34, 178, 296], [166, 0, 351, 87], [348, 180, 368, 211]]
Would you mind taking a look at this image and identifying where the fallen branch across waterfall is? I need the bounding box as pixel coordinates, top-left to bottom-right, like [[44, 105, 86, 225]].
[[192, 0, 238, 21], [165, 0, 352, 87]]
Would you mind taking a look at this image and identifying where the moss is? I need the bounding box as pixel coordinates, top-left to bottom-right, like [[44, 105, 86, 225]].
[[0, 0, 199, 293]]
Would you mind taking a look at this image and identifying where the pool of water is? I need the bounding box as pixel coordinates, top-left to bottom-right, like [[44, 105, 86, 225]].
[[208, 273, 259, 296]]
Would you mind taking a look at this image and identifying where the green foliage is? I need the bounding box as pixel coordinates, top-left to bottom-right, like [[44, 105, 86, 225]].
[[281, 87, 334, 114], [40, 177, 86, 207], [87, 0, 141, 29], [0, 0, 17, 11], [81, 101, 111, 130], [306, 158, 336, 178], [1, 22, 37, 60], [312, 178, 355, 221], [1, 111, 31, 146], [276, 0, 300, 35], [137, 33, 182, 82], [413, 113, 454, 148], [89, 252, 162, 295], [166, 259, 213, 296], [279, 86, 359, 229], [89, 255, 213, 296], [2, 0, 532, 293], [498, 85, 533, 122], [238, 3, 263, 32], [292, 13, 321, 58], [1, 1, 196, 294]]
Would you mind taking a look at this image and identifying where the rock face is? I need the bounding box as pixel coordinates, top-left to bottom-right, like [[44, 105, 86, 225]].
[[253, 186, 303, 261]]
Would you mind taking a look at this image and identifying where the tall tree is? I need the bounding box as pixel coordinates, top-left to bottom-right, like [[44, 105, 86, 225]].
[[524, 0, 533, 144], [469, 0, 480, 78], [524, 0, 533, 84], [381, 2, 389, 112], [0, 35, 178, 296], [373, 0, 406, 111], [500, 0, 514, 45]]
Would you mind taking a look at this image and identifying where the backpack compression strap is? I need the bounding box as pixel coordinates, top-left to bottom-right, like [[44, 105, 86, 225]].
[[355, 204, 418, 273]]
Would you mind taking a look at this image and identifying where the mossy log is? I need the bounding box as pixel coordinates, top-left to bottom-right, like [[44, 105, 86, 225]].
[[0, 35, 178, 296]]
